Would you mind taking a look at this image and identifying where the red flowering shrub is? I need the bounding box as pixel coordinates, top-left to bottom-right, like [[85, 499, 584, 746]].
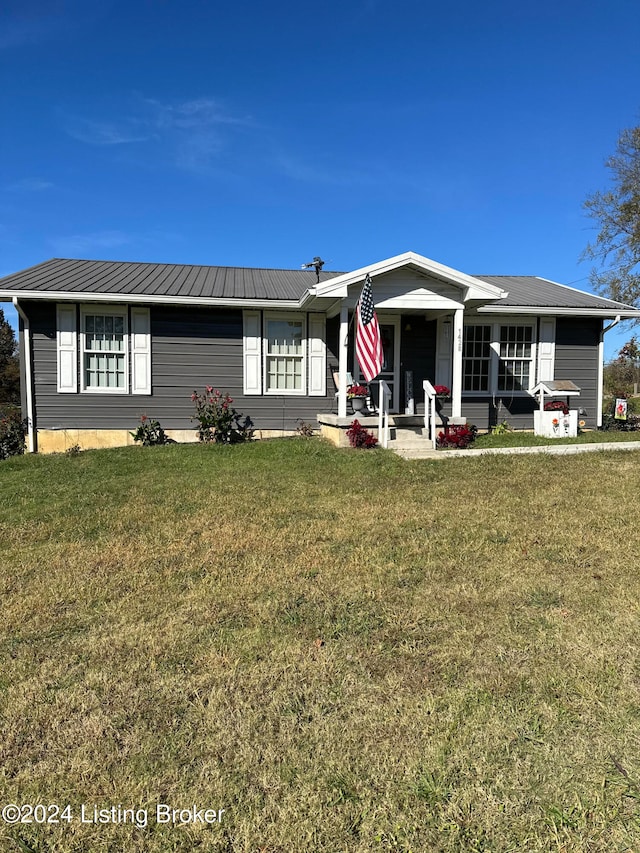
[[544, 400, 570, 415], [436, 423, 478, 449], [191, 387, 253, 443], [346, 419, 378, 449]]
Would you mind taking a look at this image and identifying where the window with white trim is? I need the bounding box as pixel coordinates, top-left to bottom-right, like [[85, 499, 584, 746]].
[[463, 325, 491, 391], [82, 310, 128, 391], [56, 304, 151, 395], [463, 321, 537, 394], [498, 325, 533, 392], [264, 314, 306, 394], [243, 311, 326, 397]]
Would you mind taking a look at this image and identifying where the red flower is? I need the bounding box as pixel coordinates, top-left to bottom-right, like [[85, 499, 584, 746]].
[[544, 401, 569, 415]]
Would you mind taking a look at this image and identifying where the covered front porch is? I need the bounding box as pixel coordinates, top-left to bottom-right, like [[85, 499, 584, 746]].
[[304, 252, 509, 441]]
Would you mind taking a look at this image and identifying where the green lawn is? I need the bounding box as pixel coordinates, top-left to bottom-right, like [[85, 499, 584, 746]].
[[1, 440, 640, 852], [474, 428, 640, 449]]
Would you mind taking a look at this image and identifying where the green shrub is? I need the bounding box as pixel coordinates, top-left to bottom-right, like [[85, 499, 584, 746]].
[[130, 415, 167, 446], [0, 410, 26, 459], [600, 413, 640, 432], [490, 420, 512, 435]]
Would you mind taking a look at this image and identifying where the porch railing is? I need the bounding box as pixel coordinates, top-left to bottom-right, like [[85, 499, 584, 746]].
[[378, 380, 391, 448], [423, 380, 437, 450]]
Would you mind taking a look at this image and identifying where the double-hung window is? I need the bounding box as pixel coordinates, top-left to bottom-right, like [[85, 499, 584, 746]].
[[57, 304, 151, 395], [82, 309, 128, 392], [242, 310, 326, 396], [463, 325, 491, 392], [498, 325, 533, 392], [463, 321, 536, 394], [265, 315, 306, 394]]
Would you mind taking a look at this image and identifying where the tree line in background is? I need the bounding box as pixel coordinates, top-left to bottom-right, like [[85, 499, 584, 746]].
[[585, 121, 640, 406], [0, 308, 20, 407], [583, 124, 640, 309], [603, 336, 640, 401]]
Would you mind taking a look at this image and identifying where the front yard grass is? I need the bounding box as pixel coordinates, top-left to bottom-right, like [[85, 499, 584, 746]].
[[474, 427, 640, 449], [1, 439, 640, 852]]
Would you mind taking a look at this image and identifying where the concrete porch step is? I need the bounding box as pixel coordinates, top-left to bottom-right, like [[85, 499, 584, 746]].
[[387, 427, 436, 452], [392, 447, 441, 459]]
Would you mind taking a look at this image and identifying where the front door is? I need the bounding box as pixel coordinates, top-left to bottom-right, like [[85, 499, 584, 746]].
[[356, 315, 400, 412]]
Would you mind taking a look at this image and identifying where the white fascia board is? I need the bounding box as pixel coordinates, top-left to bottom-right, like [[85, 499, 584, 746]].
[[313, 251, 508, 301], [0, 290, 303, 310], [476, 304, 640, 318], [376, 294, 465, 310]]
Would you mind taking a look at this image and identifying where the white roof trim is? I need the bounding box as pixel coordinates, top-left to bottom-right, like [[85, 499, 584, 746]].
[[6, 289, 640, 318], [0, 290, 302, 309], [313, 251, 508, 301], [477, 304, 640, 318]]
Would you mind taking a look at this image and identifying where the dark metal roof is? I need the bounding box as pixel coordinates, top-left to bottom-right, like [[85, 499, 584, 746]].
[[475, 275, 634, 311], [0, 258, 635, 312], [0, 258, 342, 301]]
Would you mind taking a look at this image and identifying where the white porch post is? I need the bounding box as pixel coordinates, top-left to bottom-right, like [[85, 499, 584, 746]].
[[338, 303, 349, 418], [451, 307, 463, 419]]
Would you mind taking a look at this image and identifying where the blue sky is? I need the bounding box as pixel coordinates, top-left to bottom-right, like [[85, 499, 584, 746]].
[[1, 0, 639, 357]]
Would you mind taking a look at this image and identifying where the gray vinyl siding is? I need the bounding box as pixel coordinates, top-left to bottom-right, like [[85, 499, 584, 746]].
[[22, 301, 604, 434], [24, 301, 337, 432], [457, 396, 538, 431], [554, 317, 601, 426], [455, 317, 602, 430]]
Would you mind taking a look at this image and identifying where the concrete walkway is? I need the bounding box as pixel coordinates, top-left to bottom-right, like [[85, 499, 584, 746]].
[[392, 440, 640, 460]]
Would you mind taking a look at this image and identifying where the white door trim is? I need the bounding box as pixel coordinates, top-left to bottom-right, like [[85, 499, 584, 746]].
[[356, 313, 401, 412]]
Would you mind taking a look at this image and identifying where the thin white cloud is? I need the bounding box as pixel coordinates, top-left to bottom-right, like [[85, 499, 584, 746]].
[[64, 116, 149, 146], [0, 1, 114, 50], [48, 228, 184, 257], [62, 96, 254, 173], [49, 230, 132, 256], [6, 178, 54, 192], [144, 97, 249, 131], [274, 150, 414, 191]]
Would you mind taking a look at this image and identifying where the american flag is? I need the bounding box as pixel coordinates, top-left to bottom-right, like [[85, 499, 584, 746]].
[[355, 274, 383, 381]]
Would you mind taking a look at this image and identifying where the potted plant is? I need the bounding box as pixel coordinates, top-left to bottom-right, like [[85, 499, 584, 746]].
[[347, 383, 369, 413], [432, 385, 450, 420]]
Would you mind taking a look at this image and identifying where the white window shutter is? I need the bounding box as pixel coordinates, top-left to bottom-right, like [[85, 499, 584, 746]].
[[538, 318, 556, 382], [57, 304, 77, 392], [243, 310, 262, 394], [307, 313, 326, 396], [131, 307, 151, 394]]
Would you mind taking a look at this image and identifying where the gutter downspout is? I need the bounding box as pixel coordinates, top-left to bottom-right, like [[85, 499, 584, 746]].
[[599, 315, 621, 428], [12, 298, 35, 453]]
